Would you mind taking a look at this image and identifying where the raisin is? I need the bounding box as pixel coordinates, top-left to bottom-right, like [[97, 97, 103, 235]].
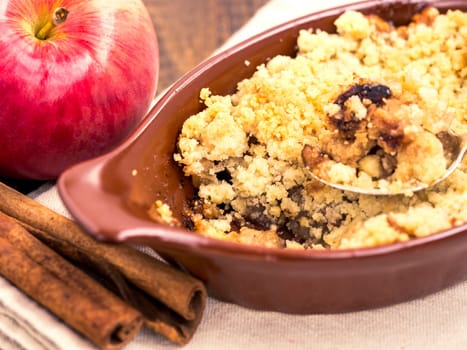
[[329, 112, 362, 138], [277, 224, 304, 243], [334, 83, 392, 107], [358, 84, 392, 106], [329, 83, 393, 141], [285, 219, 310, 241], [288, 185, 304, 206], [243, 204, 273, 230], [247, 134, 260, 146], [215, 169, 232, 184]]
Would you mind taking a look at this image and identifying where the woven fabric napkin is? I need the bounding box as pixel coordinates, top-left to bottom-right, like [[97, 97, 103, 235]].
[[1, 0, 466, 349]]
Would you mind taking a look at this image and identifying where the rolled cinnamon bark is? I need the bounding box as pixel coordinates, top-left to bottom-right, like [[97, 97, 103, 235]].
[[0, 212, 143, 350], [0, 181, 207, 345]]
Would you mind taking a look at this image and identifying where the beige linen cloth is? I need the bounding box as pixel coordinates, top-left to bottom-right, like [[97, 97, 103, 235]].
[[1, 0, 466, 349]]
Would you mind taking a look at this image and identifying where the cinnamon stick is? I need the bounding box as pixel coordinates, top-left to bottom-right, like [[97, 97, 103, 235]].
[[0, 212, 143, 350], [0, 181, 207, 345]]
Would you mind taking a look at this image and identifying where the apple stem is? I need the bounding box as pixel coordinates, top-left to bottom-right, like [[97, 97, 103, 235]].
[[35, 7, 69, 40]]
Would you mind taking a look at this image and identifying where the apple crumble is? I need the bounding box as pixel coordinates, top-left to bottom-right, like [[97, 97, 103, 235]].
[[173, 7, 467, 249]]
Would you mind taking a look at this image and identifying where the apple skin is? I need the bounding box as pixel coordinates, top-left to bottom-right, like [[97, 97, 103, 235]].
[[0, 0, 159, 179]]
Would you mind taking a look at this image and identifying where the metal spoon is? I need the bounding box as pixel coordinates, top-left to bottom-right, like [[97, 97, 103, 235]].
[[303, 130, 467, 196]]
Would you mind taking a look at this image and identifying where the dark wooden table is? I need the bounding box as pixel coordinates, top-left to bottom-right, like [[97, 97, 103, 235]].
[[144, 0, 269, 94], [4, 0, 268, 193]]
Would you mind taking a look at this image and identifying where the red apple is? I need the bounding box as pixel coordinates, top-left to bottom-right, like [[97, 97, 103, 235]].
[[0, 0, 159, 179]]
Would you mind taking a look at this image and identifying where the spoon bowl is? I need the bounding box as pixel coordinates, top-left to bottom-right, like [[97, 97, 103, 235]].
[[306, 130, 467, 196]]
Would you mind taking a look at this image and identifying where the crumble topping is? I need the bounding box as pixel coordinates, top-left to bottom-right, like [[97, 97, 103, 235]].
[[171, 7, 467, 249]]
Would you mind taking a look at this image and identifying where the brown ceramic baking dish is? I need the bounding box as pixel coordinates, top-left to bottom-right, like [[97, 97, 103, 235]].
[[58, 0, 467, 314]]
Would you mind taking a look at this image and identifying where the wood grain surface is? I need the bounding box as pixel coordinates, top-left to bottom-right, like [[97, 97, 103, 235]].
[[143, 0, 269, 93]]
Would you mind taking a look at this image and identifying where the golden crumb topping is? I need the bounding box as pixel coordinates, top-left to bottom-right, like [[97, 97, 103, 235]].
[[173, 7, 467, 249]]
